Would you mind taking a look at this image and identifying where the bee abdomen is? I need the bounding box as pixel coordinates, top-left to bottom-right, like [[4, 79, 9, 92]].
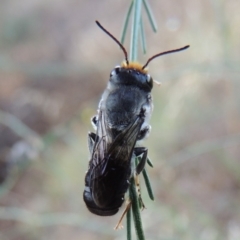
[[83, 186, 122, 216], [83, 165, 130, 216]]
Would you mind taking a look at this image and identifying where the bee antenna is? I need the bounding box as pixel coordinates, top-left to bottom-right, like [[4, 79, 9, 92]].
[[96, 21, 129, 65], [142, 45, 190, 70]]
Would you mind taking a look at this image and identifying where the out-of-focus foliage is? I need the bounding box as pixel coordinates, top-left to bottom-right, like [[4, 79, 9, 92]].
[[0, 0, 240, 239]]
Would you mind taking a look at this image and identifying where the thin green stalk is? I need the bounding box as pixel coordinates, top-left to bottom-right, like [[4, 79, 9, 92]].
[[147, 157, 154, 167], [143, 0, 158, 32], [129, 177, 145, 240], [142, 168, 154, 200], [127, 208, 132, 240], [140, 16, 147, 54], [122, 0, 157, 239], [121, 1, 133, 45], [130, 0, 142, 61]]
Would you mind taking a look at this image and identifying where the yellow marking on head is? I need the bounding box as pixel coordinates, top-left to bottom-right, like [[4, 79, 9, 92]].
[[121, 61, 148, 74]]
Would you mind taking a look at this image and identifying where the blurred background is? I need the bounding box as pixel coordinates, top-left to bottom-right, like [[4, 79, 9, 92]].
[[0, 0, 240, 239]]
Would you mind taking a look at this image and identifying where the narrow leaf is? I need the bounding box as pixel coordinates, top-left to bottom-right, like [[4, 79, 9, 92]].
[[140, 16, 147, 54], [130, 177, 145, 240], [127, 207, 132, 240], [142, 168, 154, 200], [130, 0, 142, 61], [147, 157, 154, 167], [121, 1, 134, 45], [143, 0, 158, 32]]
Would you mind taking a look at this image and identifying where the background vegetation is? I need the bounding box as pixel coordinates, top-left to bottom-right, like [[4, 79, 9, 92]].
[[0, 0, 240, 239]]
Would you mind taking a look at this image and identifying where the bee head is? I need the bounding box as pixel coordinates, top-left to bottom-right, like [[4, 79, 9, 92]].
[[96, 20, 189, 88], [109, 63, 153, 91]]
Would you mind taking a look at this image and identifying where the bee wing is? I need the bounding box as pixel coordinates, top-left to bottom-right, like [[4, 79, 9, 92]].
[[89, 110, 144, 208], [90, 110, 111, 166], [90, 110, 144, 178], [107, 114, 144, 162]]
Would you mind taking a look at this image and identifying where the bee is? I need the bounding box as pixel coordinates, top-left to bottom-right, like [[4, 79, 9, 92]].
[[83, 21, 189, 217]]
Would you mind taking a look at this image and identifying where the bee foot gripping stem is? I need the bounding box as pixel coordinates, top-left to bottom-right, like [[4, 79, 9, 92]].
[[114, 200, 132, 230]]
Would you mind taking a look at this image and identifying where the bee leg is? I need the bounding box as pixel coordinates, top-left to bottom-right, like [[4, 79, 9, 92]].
[[134, 147, 148, 174], [115, 148, 148, 229], [91, 115, 98, 130], [87, 132, 98, 153], [134, 173, 146, 210], [134, 147, 148, 210], [114, 199, 132, 230], [137, 126, 150, 140]]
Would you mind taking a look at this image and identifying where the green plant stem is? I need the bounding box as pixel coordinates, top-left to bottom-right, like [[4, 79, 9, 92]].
[[127, 208, 132, 240], [121, 1, 133, 45], [140, 16, 147, 54], [130, 0, 142, 61], [142, 168, 154, 200], [123, 0, 157, 239], [130, 177, 145, 240], [147, 157, 154, 167], [143, 0, 157, 32]]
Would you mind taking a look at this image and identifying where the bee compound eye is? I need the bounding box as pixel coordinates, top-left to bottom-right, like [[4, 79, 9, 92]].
[[110, 66, 120, 77], [146, 74, 151, 83]]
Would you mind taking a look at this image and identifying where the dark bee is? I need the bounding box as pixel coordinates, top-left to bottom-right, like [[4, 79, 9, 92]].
[[83, 21, 189, 216]]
